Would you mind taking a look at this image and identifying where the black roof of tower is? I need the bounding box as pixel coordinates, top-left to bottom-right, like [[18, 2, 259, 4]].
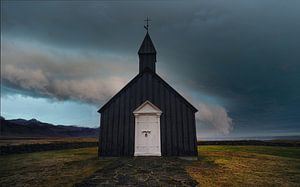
[[138, 32, 156, 54]]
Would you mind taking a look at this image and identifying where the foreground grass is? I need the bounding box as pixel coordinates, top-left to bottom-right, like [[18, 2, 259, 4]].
[[1, 145, 299, 186], [0, 147, 111, 187], [186, 146, 300, 187]]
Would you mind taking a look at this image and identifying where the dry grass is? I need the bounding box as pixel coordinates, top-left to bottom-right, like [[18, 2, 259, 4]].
[[0, 137, 97, 146], [186, 146, 300, 187], [0, 147, 112, 187]]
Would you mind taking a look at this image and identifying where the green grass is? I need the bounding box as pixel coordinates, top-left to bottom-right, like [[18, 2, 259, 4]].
[[199, 145, 300, 159], [186, 146, 300, 187], [0, 147, 111, 187]]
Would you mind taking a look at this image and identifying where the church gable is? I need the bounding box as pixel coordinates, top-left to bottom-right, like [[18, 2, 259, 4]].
[[98, 69, 197, 114], [150, 71, 198, 113]]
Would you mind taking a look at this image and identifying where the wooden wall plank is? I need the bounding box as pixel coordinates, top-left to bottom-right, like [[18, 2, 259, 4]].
[[148, 73, 153, 101], [142, 74, 146, 102], [101, 111, 108, 156], [107, 103, 114, 155], [118, 93, 125, 155], [182, 104, 189, 155], [123, 89, 130, 155], [112, 98, 120, 156], [165, 89, 172, 156], [129, 82, 136, 156], [176, 98, 183, 155], [191, 113, 198, 156], [170, 93, 178, 155], [187, 108, 194, 155], [159, 82, 166, 156], [99, 112, 104, 156]]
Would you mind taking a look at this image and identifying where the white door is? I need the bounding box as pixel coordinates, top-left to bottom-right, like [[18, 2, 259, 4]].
[[133, 101, 162, 156], [134, 115, 160, 156]]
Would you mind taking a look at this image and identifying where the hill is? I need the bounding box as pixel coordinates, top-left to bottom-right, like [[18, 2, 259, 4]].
[[0, 116, 98, 138]]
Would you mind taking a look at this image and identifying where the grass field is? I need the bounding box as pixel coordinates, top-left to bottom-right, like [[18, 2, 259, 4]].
[[186, 146, 300, 186], [0, 137, 97, 146], [0, 146, 299, 186], [0, 147, 112, 187]]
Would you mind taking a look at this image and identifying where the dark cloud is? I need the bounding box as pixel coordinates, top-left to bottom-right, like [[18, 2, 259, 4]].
[[2, 1, 300, 136], [1, 39, 234, 134]]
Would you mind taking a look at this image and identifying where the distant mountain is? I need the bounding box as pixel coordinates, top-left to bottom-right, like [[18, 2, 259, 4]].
[[8, 118, 50, 126], [0, 117, 99, 138]]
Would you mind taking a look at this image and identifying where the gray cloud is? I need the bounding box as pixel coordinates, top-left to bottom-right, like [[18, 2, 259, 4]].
[[1, 39, 130, 105], [1, 36, 234, 134], [3, 65, 49, 92], [2, 64, 127, 104], [196, 102, 233, 135], [2, 65, 234, 136]]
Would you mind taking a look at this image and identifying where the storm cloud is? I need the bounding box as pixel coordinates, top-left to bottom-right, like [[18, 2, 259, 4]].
[[1, 37, 234, 135], [1, 1, 300, 137], [1, 39, 129, 104], [196, 102, 233, 135]]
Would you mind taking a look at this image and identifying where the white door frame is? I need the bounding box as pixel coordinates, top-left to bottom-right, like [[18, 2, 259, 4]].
[[133, 100, 162, 156]]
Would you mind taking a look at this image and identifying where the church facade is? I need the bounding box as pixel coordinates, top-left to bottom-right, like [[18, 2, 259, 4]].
[[98, 31, 198, 157]]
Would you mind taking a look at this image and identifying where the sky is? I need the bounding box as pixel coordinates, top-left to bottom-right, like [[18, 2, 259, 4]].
[[1, 1, 300, 139]]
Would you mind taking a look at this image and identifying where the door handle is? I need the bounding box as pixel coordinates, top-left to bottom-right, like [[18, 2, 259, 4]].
[[142, 130, 151, 137]]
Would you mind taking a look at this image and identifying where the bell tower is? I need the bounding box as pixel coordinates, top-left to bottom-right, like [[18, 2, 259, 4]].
[[138, 32, 157, 73], [138, 18, 157, 73]]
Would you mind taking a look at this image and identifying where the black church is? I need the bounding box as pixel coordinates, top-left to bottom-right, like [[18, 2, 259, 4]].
[[98, 28, 198, 157]]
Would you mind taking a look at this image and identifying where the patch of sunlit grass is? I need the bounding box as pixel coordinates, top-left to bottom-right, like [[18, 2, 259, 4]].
[[0, 147, 112, 187], [186, 146, 300, 186]]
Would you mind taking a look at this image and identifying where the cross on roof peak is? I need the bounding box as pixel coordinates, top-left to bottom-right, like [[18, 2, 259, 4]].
[[144, 17, 151, 31]]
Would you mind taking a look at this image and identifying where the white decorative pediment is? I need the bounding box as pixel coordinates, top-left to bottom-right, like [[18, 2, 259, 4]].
[[133, 100, 162, 115]]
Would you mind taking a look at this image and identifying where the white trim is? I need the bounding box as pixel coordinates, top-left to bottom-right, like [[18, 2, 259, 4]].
[[133, 100, 162, 115], [134, 152, 161, 156]]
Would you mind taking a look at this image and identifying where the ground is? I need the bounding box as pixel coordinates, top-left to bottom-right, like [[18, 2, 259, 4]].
[[0, 146, 299, 186], [76, 157, 197, 186]]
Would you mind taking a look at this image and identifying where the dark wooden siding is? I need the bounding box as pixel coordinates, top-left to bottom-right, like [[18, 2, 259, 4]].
[[99, 71, 198, 157]]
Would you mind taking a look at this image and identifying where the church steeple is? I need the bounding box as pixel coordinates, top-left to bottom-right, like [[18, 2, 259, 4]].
[[138, 31, 157, 73]]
